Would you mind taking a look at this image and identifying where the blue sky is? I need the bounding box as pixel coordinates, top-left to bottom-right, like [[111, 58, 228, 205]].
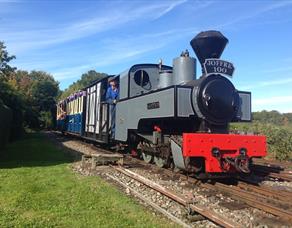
[[1, 0, 292, 113]]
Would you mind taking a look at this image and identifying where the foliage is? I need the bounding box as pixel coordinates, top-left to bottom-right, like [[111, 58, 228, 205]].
[[1, 41, 107, 138], [6, 70, 60, 129], [0, 133, 174, 227], [0, 42, 23, 141], [0, 41, 23, 142], [232, 110, 292, 160], [0, 41, 107, 139], [0, 103, 12, 150], [231, 121, 292, 161], [0, 42, 61, 140], [59, 70, 107, 100], [39, 111, 53, 129], [253, 110, 292, 131], [0, 41, 16, 80], [0, 80, 25, 140]]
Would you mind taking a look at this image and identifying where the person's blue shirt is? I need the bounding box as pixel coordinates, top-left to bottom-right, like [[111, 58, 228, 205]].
[[106, 86, 119, 104], [106, 84, 119, 138]]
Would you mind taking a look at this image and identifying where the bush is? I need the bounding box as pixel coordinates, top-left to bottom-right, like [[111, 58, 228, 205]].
[[0, 81, 24, 141], [230, 122, 292, 161], [0, 102, 12, 150], [39, 111, 53, 129]]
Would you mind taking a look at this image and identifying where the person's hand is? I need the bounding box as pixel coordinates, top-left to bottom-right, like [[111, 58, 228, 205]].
[[113, 99, 117, 104]]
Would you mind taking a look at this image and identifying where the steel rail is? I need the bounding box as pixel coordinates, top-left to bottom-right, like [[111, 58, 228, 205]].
[[127, 156, 292, 220], [106, 174, 192, 228], [253, 168, 292, 182], [201, 182, 292, 221], [253, 158, 292, 170], [236, 180, 292, 199], [253, 166, 292, 175], [111, 166, 240, 228]]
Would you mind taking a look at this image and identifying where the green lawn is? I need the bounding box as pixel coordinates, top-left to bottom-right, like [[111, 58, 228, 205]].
[[0, 133, 175, 227]]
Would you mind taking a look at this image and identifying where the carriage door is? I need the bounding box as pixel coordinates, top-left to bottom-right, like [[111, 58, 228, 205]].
[[84, 81, 109, 143]]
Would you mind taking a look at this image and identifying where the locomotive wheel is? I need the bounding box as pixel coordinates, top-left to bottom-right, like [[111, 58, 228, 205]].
[[154, 156, 168, 168], [142, 152, 153, 163]]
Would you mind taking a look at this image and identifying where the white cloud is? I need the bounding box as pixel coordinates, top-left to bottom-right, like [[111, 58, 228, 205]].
[[51, 26, 196, 81], [253, 95, 292, 105], [260, 66, 292, 74], [1, 1, 189, 54], [52, 65, 92, 81], [215, 1, 292, 29], [259, 78, 292, 86], [153, 0, 187, 19], [252, 95, 292, 113], [239, 77, 292, 90]]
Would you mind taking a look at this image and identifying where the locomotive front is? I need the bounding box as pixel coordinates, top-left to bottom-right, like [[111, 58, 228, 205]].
[[181, 31, 266, 175], [115, 30, 267, 177], [190, 31, 239, 130]]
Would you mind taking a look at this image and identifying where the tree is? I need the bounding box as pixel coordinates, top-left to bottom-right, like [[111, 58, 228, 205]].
[[30, 72, 59, 111], [0, 41, 16, 80], [0, 42, 23, 141], [25, 71, 60, 129], [0, 79, 24, 139], [3, 69, 60, 130], [253, 110, 288, 126], [0, 41, 61, 143], [39, 111, 53, 129], [59, 70, 107, 100], [232, 110, 292, 161]]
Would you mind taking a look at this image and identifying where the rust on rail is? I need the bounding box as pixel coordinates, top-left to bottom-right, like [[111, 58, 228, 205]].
[[202, 182, 292, 222], [112, 166, 240, 228]]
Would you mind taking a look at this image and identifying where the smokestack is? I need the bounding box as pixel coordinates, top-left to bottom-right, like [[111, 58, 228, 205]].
[[190, 30, 228, 70]]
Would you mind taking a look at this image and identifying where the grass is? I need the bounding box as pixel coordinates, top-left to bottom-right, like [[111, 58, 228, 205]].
[[0, 133, 175, 227]]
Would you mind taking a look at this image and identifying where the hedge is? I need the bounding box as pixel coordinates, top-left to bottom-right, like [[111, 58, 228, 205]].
[[0, 103, 12, 150], [230, 122, 292, 161]]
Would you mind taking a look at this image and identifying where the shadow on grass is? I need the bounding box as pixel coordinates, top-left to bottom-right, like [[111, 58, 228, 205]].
[[0, 132, 79, 169]]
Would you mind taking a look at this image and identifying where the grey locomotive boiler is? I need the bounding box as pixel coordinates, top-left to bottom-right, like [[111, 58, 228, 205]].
[[57, 30, 266, 176]]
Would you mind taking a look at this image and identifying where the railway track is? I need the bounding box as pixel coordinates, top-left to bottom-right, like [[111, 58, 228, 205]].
[[236, 180, 292, 200], [125, 156, 292, 223], [251, 164, 292, 182], [253, 158, 292, 169], [201, 182, 292, 222], [106, 173, 192, 228], [109, 165, 239, 228], [251, 158, 292, 181], [51, 132, 292, 226]]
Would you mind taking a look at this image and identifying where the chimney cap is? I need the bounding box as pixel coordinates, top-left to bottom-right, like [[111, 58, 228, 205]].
[[190, 30, 228, 66]]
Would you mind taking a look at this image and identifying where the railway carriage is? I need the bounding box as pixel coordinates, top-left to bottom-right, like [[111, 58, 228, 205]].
[[57, 30, 267, 177], [57, 91, 85, 135], [57, 77, 118, 142], [56, 100, 67, 132]]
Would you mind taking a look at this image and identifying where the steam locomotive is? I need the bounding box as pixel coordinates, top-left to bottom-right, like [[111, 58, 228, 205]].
[[57, 30, 267, 177]]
